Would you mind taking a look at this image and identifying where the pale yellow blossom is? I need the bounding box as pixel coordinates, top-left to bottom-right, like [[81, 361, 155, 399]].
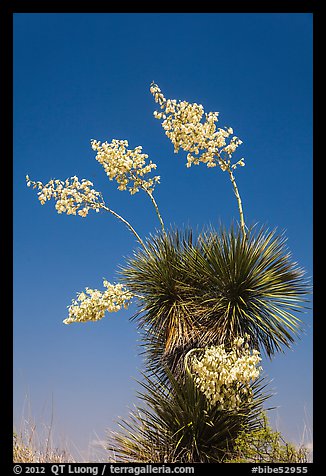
[[25, 175, 103, 217], [91, 138, 160, 194], [63, 280, 133, 324], [150, 82, 245, 171], [188, 336, 262, 410]]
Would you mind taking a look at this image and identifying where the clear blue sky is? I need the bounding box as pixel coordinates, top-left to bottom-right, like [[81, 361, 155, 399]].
[[13, 13, 313, 460]]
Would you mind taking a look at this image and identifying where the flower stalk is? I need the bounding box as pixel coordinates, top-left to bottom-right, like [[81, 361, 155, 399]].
[[227, 168, 246, 237], [144, 189, 166, 236], [100, 203, 146, 249]]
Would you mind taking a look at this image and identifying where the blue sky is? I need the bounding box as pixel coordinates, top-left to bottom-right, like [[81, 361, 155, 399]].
[[13, 13, 313, 460]]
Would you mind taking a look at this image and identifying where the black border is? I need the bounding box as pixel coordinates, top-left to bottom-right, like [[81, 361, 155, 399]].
[[2, 0, 319, 471], [0, 1, 319, 13]]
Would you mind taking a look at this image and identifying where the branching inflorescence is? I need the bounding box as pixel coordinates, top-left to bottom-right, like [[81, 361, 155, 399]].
[[185, 336, 262, 410], [26, 82, 250, 327], [63, 280, 133, 325], [150, 82, 246, 235]]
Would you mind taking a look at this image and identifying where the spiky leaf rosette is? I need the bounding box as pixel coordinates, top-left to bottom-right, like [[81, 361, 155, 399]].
[[107, 368, 269, 463], [120, 229, 198, 376], [121, 225, 309, 375], [182, 225, 309, 355]]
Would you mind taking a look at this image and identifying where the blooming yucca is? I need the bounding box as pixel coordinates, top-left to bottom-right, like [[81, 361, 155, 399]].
[[25, 82, 310, 462], [150, 82, 246, 235], [187, 336, 262, 410], [150, 82, 245, 171], [26, 175, 103, 217], [91, 139, 160, 195], [64, 280, 133, 324]]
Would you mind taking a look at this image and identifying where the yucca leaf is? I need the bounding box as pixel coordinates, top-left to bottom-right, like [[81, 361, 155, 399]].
[[107, 368, 270, 462], [120, 224, 310, 377]]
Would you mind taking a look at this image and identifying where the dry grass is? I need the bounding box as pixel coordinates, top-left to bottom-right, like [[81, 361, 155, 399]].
[[13, 398, 112, 463], [13, 418, 76, 463]]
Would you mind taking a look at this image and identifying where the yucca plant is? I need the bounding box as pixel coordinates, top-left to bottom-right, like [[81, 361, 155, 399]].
[[26, 82, 311, 463], [120, 224, 309, 377], [107, 367, 270, 463]]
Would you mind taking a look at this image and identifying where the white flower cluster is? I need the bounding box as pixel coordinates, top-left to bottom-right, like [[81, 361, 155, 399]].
[[91, 139, 160, 195], [189, 336, 262, 410], [63, 280, 133, 324], [150, 82, 245, 171], [26, 175, 103, 217]]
